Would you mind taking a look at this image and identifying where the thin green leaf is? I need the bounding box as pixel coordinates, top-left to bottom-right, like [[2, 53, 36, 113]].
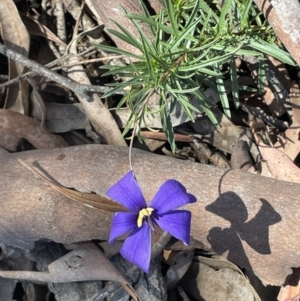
[[230, 57, 240, 108], [168, 18, 201, 52], [167, 86, 200, 94], [216, 76, 231, 118], [197, 67, 222, 77], [138, 33, 155, 80], [178, 101, 196, 122], [193, 90, 219, 126], [94, 43, 142, 60], [199, 1, 219, 23], [159, 93, 175, 151], [178, 51, 235, 71], [102, 85, 125, 98], [99, 64, 138, 76], [175, 72, 196, 79], [177, 96, 200, 115], [241, 0, 253, 29], [217, 0, 233, 35], [250, 39, 295, 65], [125, 13, 174, 35], [185, 0, 199, 29], [109, 19, 143, 50], [199, 10, 213, 40], [165, 0, 179, 36], [107, 29, 142, 51]]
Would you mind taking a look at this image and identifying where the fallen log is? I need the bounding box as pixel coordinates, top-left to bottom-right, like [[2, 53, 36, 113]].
[[254, 0, 300, 66], [0, 145, 299, 285]]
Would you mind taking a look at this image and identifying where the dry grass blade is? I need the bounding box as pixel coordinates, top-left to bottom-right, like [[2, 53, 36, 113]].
[[18, 158, 127, 212]]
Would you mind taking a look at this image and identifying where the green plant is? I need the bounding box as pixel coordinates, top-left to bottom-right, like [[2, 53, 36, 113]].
[[95, 0, 294, 152]]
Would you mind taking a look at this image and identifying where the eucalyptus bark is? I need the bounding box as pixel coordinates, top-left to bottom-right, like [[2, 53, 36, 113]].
[[1, 145, 300, 285]]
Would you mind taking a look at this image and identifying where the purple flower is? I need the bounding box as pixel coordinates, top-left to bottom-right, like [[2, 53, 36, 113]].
[[107, 171, 196, 273]]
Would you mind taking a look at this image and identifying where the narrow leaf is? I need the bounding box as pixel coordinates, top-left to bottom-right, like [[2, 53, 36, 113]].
[[230, 57, 240, 108], [216, 75, 231, 118], [165, 0, 179, 36]]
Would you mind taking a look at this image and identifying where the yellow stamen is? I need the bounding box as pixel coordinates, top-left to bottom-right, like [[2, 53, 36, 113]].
[[137, 207, 154, 227]]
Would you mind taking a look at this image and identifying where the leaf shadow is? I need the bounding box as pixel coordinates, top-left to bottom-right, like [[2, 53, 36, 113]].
[[205, 191, 282, 273]]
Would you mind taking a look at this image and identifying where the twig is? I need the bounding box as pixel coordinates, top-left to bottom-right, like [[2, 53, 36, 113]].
[[51, 55, 124, 70], [0, 51, 85, 88], [150, 232, 172, 260], [0, 42, 124, 99], [0, 42, 89, 100], [140, 131, 193, 142]]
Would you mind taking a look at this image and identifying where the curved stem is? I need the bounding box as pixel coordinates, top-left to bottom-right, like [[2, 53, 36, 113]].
[[128, 88, 156, 172]]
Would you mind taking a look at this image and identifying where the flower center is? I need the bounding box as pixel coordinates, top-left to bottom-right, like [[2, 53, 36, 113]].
[[137, 207, 154, 227]]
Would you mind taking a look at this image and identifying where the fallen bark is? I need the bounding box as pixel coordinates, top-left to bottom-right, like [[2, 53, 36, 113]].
[[1, 145, 300, 286], [254, 0, 300, 66]]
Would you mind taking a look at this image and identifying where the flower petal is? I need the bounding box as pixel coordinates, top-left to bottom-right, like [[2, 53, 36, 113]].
[[149, 180, 196, 214], [109, 212, 138, 244], [106, 171, 147, 211], [152, 210, 191, 245], [120, 222, 151, 273]]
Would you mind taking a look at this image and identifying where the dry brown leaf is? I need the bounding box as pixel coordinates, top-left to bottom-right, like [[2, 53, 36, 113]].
[[278, 268, 300, 301], [42, 103, 89, 132], [0, 243, 141, 301], [0, 0, 30, 113], [182, 260, 258, 301], [231, 140, 253, 170], [38, 102, 100, 143], [0, 109, 67, 151], [258, 141, 300, 183]]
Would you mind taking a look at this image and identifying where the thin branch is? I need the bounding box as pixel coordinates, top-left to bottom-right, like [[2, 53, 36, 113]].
[[0, 48, 123, 95], [0, 42, 89, 100], [0, 49, 91, 88]]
